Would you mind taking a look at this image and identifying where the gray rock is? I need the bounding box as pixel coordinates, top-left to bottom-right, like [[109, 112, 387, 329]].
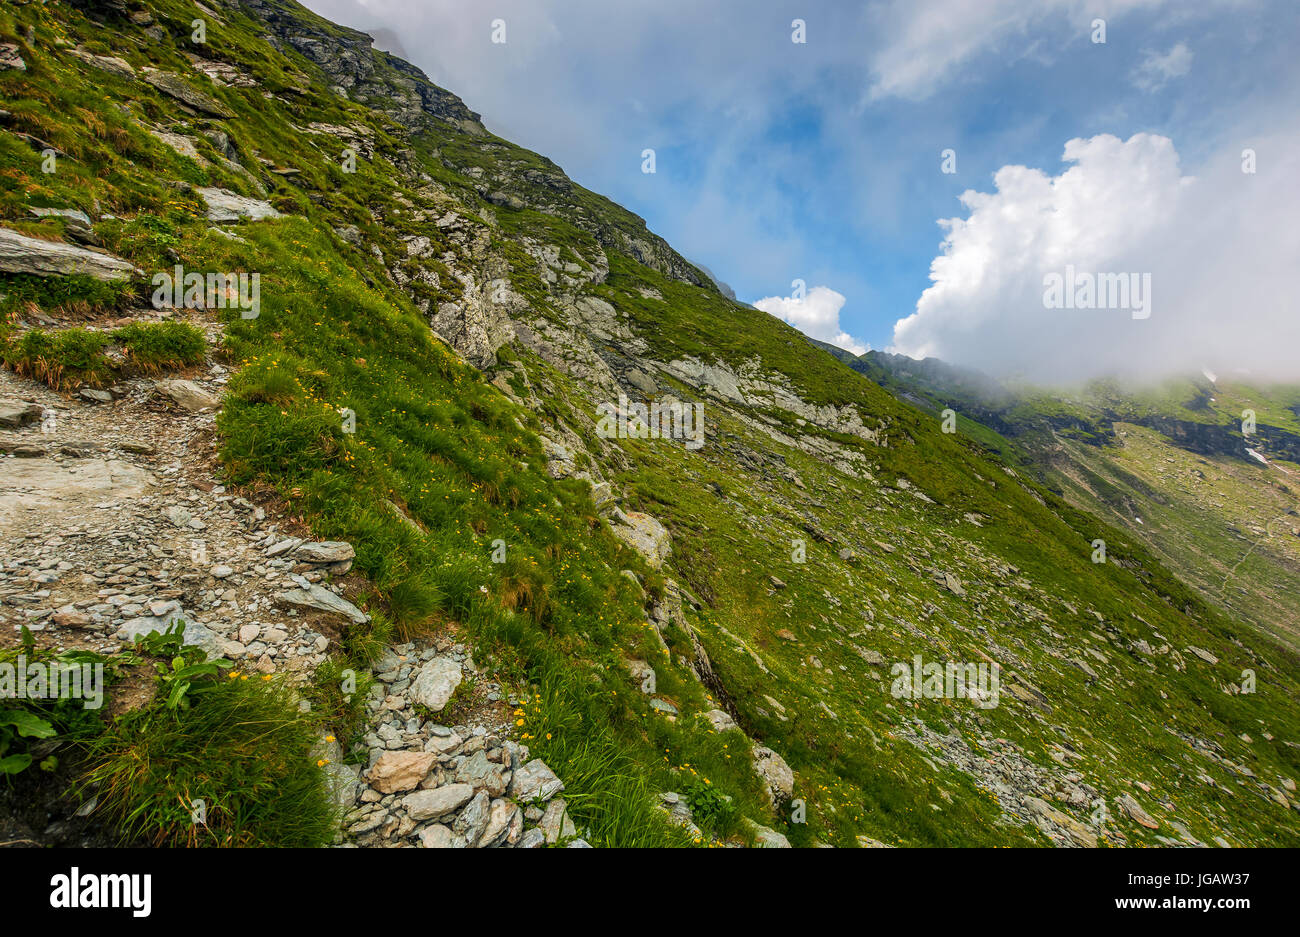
[[0, 43, 26, 71], [158, 380, 220, 412], [402, 783, 473, 821], [509, 759, 564, 802], [294, 541, 355, 564], [141, 69, 234, 117], [752, 746, 795, 805], [409, 657, 462, 711], [275, 583, 369, 624], [418, 823, 463, 848], [480, 798, 520, 847], [0, 400, 44, 428], [453, 790, 491, 846], [0, 227, 138, 281], [515, 827, 546, 849], [196, 187, 281, 223], [540, 798, 576, 844]]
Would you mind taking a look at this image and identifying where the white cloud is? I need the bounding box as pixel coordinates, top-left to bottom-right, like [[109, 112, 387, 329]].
[[890, 131, 1300, 383], [754, 287, 869, 354], [1131, 42, 1193, 91]]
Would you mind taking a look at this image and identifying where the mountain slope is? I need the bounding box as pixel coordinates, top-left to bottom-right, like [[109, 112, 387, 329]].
[[839, 350, 1300, 654], [1, 0, 1297, 848]]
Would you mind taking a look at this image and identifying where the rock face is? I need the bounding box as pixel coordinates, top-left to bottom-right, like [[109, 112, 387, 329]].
[[0, 227, 138, 280], [141, 69, 234, 117]]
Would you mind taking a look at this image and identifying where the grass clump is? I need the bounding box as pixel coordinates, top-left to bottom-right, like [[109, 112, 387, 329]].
[[2, 326, 112, 389], [113, 320, 206, 372], [83, 629, 335, 848]]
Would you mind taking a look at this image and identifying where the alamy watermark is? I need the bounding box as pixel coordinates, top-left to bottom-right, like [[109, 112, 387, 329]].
[[890, 655, 1000, 709], [152, 264, 260, 319], [1, 655, 104, 710], [1042, 265, 1150, 320], [596, 394, 705, 450]]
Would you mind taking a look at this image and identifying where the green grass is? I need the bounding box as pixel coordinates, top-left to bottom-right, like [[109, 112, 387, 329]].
[[0, 320, 206, 389], [83, 673, 335, 847]]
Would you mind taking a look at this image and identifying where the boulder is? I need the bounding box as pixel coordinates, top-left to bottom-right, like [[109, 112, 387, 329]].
[[508, 758, 564, 802], [141, 69, 234, 117], [294, 541, 355, 564], [609, 508, 671, 569], [196, 187, 281, 223], [409, 657, 462, 712], [157, 380, 220, 412]]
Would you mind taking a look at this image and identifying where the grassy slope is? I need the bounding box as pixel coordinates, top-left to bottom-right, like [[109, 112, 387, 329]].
[[2, 0, 1297, 847]]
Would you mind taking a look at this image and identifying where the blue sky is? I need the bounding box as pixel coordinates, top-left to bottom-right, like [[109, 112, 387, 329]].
[[303, 0, 1300, 381]]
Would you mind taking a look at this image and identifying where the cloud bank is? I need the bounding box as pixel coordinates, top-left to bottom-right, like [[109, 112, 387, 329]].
[[891, 131, 1300, 383]]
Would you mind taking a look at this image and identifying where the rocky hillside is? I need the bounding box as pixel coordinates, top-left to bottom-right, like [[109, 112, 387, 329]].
[[1, 0, 1298, 848]]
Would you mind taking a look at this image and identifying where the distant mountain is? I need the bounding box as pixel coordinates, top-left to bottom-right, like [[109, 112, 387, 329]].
[[812, 340, 1300, 652]]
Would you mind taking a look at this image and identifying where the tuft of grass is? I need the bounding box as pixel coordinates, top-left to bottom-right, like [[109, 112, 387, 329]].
[[83, 673, 336, 848], [2, 326, 112, 389], [113, 320, 206, 373]]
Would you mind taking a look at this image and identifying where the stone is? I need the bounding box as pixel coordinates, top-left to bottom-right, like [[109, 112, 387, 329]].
[[70, 47, 135, 78], [402, 783, 473, 820], [0, 227, 138, 281], [744, 819, 791, 848], [453, 790, 491, 846], [515, 827, 546, 849], [0, 43, 26, 71], [509, 759, 564, 802], [703, 709, 737, 733], [409, 657, 462, 711], [118, 612, 221, 659], [28, 208, 98, 245], [158, 380, 221, 412], [752, 746, 794, 805], [0, 400, 44, 428], [366, 750, 436, 794], [418, 824, 462, 848], [197, 187, 281, 223], [275, 583, 369, 624], [1117, 792, 1160, 830], [609, 508, 671, 569], [540, 798, 576, 844], [480, 798, 520, 847], [294, 541, 355, 563]]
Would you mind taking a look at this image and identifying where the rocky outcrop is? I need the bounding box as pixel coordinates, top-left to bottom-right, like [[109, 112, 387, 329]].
[[0, 227, 138, 280]]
